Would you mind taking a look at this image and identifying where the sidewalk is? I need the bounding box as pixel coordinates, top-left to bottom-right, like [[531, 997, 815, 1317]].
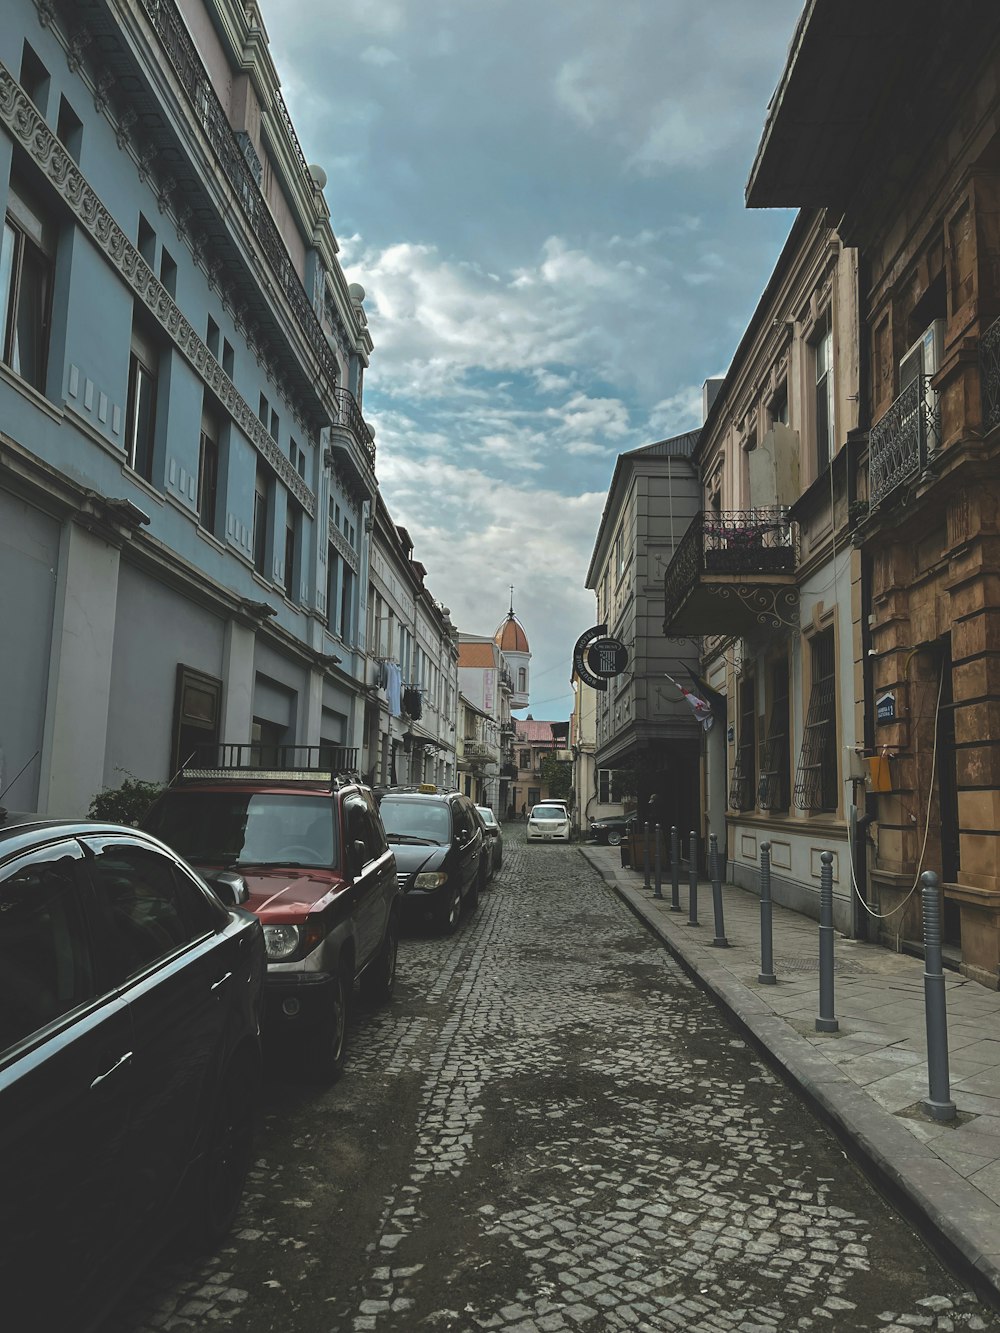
[[579, 841, 1000, 1307]]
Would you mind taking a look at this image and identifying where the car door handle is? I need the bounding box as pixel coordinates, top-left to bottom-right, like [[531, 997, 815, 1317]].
[[210, 971, 233, 993], [90, 1051, 133, 1090]]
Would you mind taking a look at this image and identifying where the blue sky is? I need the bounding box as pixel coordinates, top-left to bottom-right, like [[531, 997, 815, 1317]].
[[263, 0, 802, 719]]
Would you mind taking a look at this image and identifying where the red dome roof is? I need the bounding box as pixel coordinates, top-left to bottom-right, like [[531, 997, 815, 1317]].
[[495, 613, 529, 654]]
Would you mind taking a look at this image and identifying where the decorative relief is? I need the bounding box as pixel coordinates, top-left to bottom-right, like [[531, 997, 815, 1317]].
[[0, 62, 316, 517], [327, 519, 358, 572], [66, 28, 91, 74], [114, 106, 137, 152]]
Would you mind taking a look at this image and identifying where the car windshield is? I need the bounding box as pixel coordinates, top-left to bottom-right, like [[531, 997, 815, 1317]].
[[379, 799, 451, 845], [476, 808, 497, 827], [143, 791, 337, 869], [532, 807, 566, 821]]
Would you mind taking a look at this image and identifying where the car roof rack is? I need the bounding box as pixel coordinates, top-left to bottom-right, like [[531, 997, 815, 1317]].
[[173, 744, 362, 788]]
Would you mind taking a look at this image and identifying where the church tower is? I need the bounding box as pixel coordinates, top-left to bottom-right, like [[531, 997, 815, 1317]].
[[494, 592, 531, 711]]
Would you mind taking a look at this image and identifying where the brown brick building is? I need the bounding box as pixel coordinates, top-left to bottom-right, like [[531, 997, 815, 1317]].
[[747, 0, 1000, 984]]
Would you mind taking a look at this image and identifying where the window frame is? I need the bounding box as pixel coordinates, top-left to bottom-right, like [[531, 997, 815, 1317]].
[[125, 325, 159, 482], [1, 181, 55, 394]]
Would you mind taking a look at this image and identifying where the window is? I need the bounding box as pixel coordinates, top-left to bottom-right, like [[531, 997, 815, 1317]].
[[57, 97, 82, 163], [137, 213, 156, 267], [284, 502, 299, 601], [340, 565, 354, 643], [253, 465, 271, 576], [258, 392, 269, 424], [20, 43, 50, 113], [0, 846, 94, 1052], [269, 408, 279, 442], [519, 749, 530, 770], [1, 181, 55, 394], [327, 545, 341, 633], [794, 629, 837, 812], [518, 667, 526, 691], [88, 844, 216, 979], [729, 676, 756, 811], [172, 665, 221, 774], [125, 325, 158, 481], [771, 384, 789, 427], [158, 246, 176, 298], [598, 769, 614, 803], [813, 313, 834, 474], [206, 316, 220, 359], [222, 338, 234, 377], [197, 403, 220, 533], [758, 657, 791, 812]]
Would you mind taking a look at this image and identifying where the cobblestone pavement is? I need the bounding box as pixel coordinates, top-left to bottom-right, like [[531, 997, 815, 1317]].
[[105, 831, 1000, 1333]]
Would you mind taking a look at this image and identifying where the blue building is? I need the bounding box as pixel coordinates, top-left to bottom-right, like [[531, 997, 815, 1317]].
[[0, 0, 379, 812]]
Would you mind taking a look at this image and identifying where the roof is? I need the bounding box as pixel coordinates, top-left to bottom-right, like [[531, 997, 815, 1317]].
[[495, 612, 529, 654], [515, 718, 560, 743], [458, 641, 498, 669]]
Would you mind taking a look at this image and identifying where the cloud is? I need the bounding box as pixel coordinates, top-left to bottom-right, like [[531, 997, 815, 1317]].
[[360, 46, 400, 67]]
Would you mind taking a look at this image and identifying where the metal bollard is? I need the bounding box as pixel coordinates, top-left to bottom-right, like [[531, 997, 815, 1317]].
[[709, 833, 729, 947], [816, 850, 839, 1032], [670, 825, 682, 912], [758, 842, 777, 985], [642, 822, 652, 890], [686, 829, 700, 926], [653, 824, 663, 899], [921, 871, 956, 1121]]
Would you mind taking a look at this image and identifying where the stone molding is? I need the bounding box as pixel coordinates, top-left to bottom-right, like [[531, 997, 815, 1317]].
[[0, 61, 315, 518]]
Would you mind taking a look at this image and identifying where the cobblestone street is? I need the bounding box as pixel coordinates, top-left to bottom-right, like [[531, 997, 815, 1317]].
[[106, 831, 1000, 1333]]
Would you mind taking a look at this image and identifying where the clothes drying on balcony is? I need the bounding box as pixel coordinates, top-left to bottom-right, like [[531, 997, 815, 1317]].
[[385, 661, 402, 717]]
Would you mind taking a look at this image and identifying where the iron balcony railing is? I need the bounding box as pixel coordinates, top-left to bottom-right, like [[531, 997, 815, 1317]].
[[868, 375, 940, 511], [138, 0, 361, 450], [983, 316, 1000, 436], [332, 387, 376, 472], [463, 741, 493, 760], [663, 509, 796, 625]]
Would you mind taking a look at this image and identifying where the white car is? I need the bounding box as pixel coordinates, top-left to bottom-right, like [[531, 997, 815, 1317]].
[[527, 802, 571, 842]]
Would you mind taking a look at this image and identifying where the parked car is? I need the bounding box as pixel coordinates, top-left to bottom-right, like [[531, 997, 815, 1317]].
[[475, 805, 503, 874], [527, 802, 571, 842], [141, 760, 398, 1083], [588, 814, 634, 847], [377, 787, 485, 932], [0, 811, 265, 1333]]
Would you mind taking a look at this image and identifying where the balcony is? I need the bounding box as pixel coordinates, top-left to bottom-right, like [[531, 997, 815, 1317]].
[[868, 375, 939, 512], [327, 386, 377, 487], [983, 316, 1000, 437], [662, 509, 798, 637], [463, 741, 493, 760]]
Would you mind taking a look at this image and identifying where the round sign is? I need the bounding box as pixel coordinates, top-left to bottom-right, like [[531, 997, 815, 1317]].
[[586, 637, 628, 678]]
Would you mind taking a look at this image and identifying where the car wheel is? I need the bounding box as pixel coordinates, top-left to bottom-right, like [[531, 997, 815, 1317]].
[[361, 911, 398, 1003], [608, 831, 623, 847], [186, 1058, 257, 1250], [311, 967, 350, 1083], [438, 883, 462, 934]]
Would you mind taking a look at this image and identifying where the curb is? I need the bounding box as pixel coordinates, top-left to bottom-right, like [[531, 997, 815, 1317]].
[[579, 845, 1000, 1309]]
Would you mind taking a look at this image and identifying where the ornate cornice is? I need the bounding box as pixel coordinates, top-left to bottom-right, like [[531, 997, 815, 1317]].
[[0, 61, 315, 517], [327, 518, 358, 573]]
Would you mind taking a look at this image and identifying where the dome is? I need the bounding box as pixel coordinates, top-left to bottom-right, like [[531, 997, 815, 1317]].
[[495, 612, 529, 654]]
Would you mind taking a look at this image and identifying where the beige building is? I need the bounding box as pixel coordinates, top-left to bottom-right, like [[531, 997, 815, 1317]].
[[662, 210, 864, 930]]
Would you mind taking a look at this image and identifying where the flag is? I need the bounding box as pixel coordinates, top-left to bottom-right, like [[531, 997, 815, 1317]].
[[665, 674, 714, 731], [682, 664, 727, 717]]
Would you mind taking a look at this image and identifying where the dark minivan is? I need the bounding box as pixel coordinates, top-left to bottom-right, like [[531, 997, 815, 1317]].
[[378, 787, 485, 933], [0, 813, 265, 1333]]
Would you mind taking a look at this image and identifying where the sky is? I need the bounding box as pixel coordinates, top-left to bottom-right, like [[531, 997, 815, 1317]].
[[262, 0, 802, 721]]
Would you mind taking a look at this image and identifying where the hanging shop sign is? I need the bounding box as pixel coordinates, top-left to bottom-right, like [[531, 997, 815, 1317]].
[[876, 691, 896, 725], [574, 624, 629, 691]]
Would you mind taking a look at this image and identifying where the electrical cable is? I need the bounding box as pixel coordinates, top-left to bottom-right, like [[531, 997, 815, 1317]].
[[849, 657, 944, 919]]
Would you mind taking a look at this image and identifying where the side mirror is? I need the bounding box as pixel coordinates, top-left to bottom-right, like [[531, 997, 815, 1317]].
[[351, 839, 368, 878], [211, 870, 249, 907]]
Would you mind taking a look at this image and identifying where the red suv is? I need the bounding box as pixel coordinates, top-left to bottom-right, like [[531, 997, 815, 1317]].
[[142, 757, 398, 1082]]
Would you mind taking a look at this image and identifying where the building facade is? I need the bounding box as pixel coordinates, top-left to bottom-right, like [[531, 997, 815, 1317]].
[[747, 0, 1000, 985], [1, 0, 384, 811], [584, 436, 703, 837], [365, 498, 458, 790], [510, 718, 571, 818], [457, 635, 512, 811], [662, 210, 865, 931]]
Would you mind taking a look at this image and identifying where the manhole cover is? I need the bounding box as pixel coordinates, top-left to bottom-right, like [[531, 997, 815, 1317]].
[[774, 956, 865, 976]]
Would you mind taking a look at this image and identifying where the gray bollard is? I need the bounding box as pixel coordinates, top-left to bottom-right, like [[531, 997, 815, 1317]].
[[653, 823, 663, 899], [686, 830, 700, 926], [670, 825, 682, 912], [758, 842, 777, 985], [921, 871, 956, 1121], [709, 833, 729, 947], [642, 822, 652, 889], [816, 850, 839, 1032]]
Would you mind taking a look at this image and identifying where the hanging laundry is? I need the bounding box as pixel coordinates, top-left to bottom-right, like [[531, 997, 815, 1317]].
[[385, 661, 402, 717]]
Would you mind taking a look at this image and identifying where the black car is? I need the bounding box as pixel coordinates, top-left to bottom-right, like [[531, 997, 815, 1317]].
[[377, 788, 485, 932], [0, 812, 265, 1333], [588, 814, 634, 846]]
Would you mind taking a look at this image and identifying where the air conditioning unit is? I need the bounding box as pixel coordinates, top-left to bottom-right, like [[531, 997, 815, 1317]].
[[899, 319, 944, 391]]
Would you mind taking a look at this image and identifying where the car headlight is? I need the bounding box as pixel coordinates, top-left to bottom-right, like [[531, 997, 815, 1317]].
[[263, 924, 301, 961], [414, 871, 448, 889]]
